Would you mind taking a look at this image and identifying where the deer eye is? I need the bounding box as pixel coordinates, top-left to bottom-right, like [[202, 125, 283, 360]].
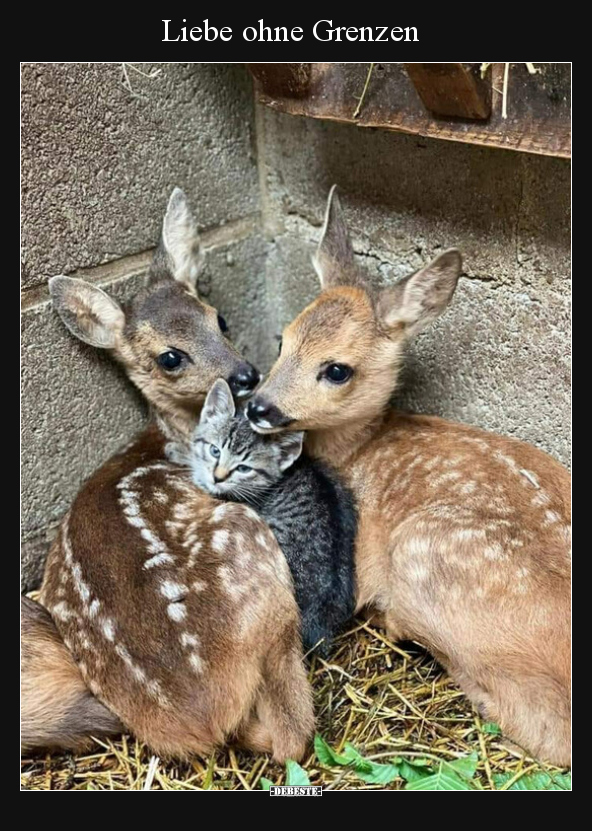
[[217, 314, 228, 333], [236, 464, 251, 473], [323, 363, 353, 384], [210, 445, 221, 458], [157, 349, 184, 370]]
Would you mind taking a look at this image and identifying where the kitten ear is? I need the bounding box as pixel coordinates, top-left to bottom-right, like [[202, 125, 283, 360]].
[[201, 378, 236, 424], [276, 431, 305, 472]]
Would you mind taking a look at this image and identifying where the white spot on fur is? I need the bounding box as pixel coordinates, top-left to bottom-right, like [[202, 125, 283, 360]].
[[117, 467, 173, 570], [146, 679, 169, 706], [160, 580, 188, 600], [212, 503, 233, 522], [532, 491, 551, 506], [430, 470, 462, 487], [101, 618, 116, 641], [153, 489, 169, 505], [520, 469, 540, 489], [218, 564, 248, 600], [115, 643, 147, 682], [483, 543, 505, 561], [543, 509, 561, 526], [173, 503, 194, 521], [144, 552, 175, 569], [185, 541, 203, 570], [455, 528, 487, 543], [189, 652, 204, 674], [180, 632, 199, 648], [459, 481, 477, 495], [409, 563, 429, 581], [89, 680, 101, 696], [212, 529, 230, 552], [192, 580, 207, 593], [493, 450, 519, 475], [52, 601, 74, 621], [88, 599, 101, 618], [405, 537, 431, 558], [70, 562, 91, 604], [561, 525, 572, 548], [255, 533, 270, 550], [167, 602, 187, 622]]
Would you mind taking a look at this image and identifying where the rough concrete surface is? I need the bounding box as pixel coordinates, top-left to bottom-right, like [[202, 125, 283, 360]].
[[198, 234, 270, 371], [21, 63, 259, 289]]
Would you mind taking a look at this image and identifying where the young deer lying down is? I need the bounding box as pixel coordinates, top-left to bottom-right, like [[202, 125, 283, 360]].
[[23, 189, 314, 761], [247, 187, 571, 767]]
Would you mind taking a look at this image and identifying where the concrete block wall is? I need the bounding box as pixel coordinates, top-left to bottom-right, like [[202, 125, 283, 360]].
[[21, 63, 571, 590]]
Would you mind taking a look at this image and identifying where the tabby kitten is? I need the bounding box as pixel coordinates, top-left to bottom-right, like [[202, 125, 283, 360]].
[[167, 378, 357, 657]]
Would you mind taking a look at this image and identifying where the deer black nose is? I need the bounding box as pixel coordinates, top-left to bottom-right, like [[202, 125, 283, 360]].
[[228, 363, 260, 397], [247, 399, 271, 421], [247, 397, 293, 430]]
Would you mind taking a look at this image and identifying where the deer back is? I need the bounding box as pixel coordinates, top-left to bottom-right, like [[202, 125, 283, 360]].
[[39, 426, 310, 758]]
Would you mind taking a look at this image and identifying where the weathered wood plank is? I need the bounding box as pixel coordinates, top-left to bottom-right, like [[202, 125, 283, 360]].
[[404, 63, 491, 119], [249, 63, 571, 159]]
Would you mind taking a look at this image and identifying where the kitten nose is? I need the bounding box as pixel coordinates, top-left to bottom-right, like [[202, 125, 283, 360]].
[[214, 466, 229, 483], [228, 362, 260, 397]]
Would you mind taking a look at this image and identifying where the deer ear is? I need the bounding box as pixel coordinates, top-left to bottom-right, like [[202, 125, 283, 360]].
[[312, 185, 357, 289], [201, 378, 236, 424], [49, 276, 125, 349], [377, 250, 462, 337], [276, 431, 305, 472], [161, 187, 204, 291]]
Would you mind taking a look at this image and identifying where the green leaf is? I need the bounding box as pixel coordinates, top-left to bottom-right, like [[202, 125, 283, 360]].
[[493, 772, 571, 791], [314, 734, 351, 767], [341, 742, 374, 773], [259, 777, 274, 791], [398, 759, 432, 783], [444, 752, 479, 781], [314, 735, 399, 784], [482, 722, 502, 735], [354, 761, 400, 785], [285, 759, 311, 787], [405, 763, 475, 791]]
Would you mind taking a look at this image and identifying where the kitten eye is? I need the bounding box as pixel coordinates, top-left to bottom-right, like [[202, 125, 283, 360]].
[[217, 314, 228, 333], [277, 337, 283, 355], [210, 445, 221, 458], [157, 349, 184, 371], [322, 363, 353, 385], [236, 464, 251, 473]]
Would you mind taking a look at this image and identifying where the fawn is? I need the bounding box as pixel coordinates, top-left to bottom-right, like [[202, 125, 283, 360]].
[[22, 189, 314, 761], [247, 186, 571, 767]]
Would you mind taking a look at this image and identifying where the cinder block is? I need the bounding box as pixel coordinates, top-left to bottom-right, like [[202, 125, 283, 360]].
[[261, 108, 570, 291], [21, 63, 259, 289]]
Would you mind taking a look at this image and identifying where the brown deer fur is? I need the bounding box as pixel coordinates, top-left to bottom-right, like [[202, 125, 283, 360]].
[[248, 187, 571, 767], [21, 596, 123, 752], [24, 189, 314, 761]]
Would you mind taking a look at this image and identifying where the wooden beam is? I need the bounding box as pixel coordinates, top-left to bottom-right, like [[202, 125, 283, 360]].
[[249, 63, 570, 159], [404, 63, 491, 120]]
